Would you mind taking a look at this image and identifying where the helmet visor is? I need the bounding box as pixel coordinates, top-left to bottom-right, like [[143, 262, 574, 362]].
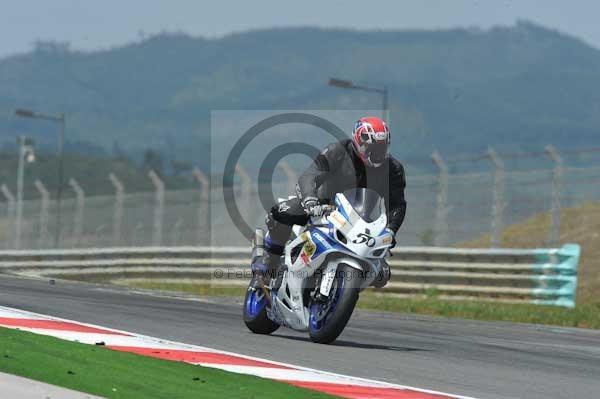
[[366, 142, 388, 164]]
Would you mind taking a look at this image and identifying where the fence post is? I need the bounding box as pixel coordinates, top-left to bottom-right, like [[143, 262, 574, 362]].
[[109, 173, 124, 246], [149, 170, 164, 246], [15, 137, 25, 249], [546, 145, 563, 246], [69, 178, 85, 247], [1, 184, 16, 249], [35, 179, 50, 248], [235, 164, 252, 216], [192, 167, 209, 245], [488, 148, 505, 247], [432, 151, 449, 246], [94, 224, 106, 246], [172, 218, 183, 246], [132, 222, 144, 246], [278, 160, 297, 197]]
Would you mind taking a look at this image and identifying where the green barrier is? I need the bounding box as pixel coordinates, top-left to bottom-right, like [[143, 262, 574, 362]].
[[532, 244, 580, 308]]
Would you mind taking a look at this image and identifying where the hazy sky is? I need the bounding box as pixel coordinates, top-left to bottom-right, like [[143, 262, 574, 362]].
[[1, 0, 599, 57]]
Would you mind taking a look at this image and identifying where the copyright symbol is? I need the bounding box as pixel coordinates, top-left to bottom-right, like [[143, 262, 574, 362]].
[[222, 112, 348, 240], [213, 269, 224, 279]]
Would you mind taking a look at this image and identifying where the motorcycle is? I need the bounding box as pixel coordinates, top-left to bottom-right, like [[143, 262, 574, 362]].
[[243, 187, 394, 344]]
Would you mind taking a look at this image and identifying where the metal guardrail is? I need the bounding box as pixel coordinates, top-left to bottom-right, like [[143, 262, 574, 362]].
[[0, 244, 581, 308]]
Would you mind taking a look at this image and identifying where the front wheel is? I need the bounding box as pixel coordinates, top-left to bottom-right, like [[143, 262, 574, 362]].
[[243, 277, 280, 335], [309, 264, 361, 344]]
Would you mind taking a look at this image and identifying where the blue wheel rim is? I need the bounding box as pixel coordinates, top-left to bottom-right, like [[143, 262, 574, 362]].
[[245, 287, 266, 318], [309, 273, 345, 332]]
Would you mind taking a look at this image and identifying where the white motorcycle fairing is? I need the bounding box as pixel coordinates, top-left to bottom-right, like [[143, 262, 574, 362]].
[[266, 191, 393, 331]]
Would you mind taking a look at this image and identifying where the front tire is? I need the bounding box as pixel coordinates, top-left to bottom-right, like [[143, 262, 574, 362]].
[[309, 264, 361, 344], [243, 278, 279, 335]]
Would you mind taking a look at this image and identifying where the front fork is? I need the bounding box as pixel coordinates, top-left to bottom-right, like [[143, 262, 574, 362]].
[[313, 255, 382, 297], [319, 260, 339, 297], [311, 258, 355, 304]]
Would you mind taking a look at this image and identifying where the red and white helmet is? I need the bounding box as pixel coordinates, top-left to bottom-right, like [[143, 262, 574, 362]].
[[352, 116, 390, 167]]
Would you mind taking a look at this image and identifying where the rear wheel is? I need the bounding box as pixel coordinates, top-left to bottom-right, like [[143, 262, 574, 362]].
[[308, 264, 361, 344], [243, 277, 279, 334]]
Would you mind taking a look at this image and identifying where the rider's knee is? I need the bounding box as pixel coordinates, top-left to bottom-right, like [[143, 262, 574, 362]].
[[267, 201, 296, 226]]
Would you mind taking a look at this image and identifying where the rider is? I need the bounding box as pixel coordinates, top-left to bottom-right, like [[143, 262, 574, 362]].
[[261, 116, 406, 288]]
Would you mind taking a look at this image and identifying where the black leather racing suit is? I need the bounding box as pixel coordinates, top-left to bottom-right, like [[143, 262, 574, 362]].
[[265, 139, 407, 254]]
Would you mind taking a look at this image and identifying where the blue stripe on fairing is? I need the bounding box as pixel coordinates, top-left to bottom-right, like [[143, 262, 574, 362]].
[[309, 228, 345, 258]]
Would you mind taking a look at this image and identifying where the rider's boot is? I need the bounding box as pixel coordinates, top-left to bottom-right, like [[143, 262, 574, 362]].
[[262, 215, 292, 287], [251, 215, 289, 283]]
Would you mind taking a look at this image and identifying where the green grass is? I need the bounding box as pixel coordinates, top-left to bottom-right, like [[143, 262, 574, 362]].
[[0, 327, 336, 399], [117, 280, 600, 329]]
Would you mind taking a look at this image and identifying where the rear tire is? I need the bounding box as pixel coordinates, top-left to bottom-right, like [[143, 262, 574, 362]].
[[243, 278, 280, 335], [309, 264, 361, 344]]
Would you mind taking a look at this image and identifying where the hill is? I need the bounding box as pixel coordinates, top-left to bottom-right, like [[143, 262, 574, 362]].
[[2, 21, 600, 168]]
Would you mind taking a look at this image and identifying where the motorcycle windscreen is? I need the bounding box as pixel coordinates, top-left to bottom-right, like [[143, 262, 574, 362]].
[[341, 188, 384, 223]]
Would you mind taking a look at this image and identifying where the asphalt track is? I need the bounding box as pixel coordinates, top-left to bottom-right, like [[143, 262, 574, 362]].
[[1, 274, 598, 399]]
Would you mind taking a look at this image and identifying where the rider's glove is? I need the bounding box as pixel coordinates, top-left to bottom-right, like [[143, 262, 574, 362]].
[[385, 227, 397, 249], [301, 197, 321, 216]]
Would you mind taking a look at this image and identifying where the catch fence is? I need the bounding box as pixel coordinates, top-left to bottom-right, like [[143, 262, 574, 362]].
[[1, 147, 599, 250]]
